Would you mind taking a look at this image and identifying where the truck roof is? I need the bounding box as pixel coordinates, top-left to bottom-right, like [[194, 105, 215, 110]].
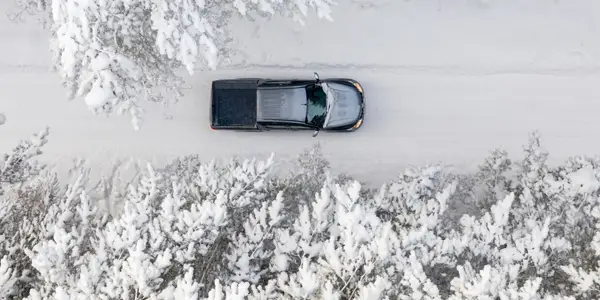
[[257, 86, 307, 123]]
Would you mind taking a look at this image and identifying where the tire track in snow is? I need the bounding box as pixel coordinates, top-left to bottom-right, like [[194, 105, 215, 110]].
[[4, 61, 600, 78], [217, 62, 600, 77], [0, 63, 53, 73]]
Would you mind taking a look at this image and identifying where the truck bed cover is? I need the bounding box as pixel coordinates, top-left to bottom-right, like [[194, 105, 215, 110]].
[[211, 79, 259, 128]]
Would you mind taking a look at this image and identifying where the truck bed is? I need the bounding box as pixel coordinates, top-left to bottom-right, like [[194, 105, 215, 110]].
[[210, 79, 259, 129]]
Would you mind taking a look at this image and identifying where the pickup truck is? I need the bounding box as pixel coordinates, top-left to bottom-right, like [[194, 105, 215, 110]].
[[210, 72, 364, 137]]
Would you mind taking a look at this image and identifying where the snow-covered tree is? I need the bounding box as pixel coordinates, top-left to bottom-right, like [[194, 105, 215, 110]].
[[10, 0, 336, 130], [3, 134, 600, 299], [0, 127, 49, 195], [20, 153, 283, 299], [0, 127, 57, 299]]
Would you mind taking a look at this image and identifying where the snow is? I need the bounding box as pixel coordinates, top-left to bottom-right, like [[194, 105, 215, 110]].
[[84, 80, 113, 109], [2, 0, 600, 186], [567, 167, 600, 195]]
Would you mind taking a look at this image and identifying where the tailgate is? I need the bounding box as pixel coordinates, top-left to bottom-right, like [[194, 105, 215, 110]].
[[211, 79, 259, 128]]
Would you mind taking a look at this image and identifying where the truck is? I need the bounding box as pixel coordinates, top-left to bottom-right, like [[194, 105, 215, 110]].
[[210, 72, 365, 137]]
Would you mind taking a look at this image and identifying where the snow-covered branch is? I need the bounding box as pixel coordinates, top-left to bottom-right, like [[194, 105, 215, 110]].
[[10, 0, 337, 129], [0, 127, 49, 195]]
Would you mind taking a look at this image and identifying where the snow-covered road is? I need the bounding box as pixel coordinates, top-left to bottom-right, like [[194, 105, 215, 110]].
[[1, 0, 600, 185]]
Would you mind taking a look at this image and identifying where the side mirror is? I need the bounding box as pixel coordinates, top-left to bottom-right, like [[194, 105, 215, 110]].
[[312, 130, 319, 137], [314, 72, 320, 82]]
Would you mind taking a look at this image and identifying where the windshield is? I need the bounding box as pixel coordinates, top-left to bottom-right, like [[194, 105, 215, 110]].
[[306, 84, 328, 127]]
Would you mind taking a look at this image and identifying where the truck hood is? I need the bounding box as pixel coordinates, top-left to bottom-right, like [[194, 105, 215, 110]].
[[322, 83, 362, 128]]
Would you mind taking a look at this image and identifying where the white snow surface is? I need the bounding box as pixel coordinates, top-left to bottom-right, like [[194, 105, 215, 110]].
[[2, 0, 600, 186]]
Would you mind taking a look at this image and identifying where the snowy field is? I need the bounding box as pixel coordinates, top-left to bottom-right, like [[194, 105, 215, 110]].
[[4, 2, 600, 299], [2, 0, 600, 185]]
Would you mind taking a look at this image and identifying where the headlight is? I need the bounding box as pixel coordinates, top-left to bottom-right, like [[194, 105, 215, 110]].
[[351, 118, 363, 129], [352, 81, 363, 94]]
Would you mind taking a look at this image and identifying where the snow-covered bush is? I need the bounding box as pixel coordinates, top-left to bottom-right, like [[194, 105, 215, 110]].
[[19, 152, 281, 299], [9, 0, 336, 130], [0, 127, 49, 196], [3, 136, 600, 299], [443, 132, 599, 299], [0, 128, 58, 299]]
